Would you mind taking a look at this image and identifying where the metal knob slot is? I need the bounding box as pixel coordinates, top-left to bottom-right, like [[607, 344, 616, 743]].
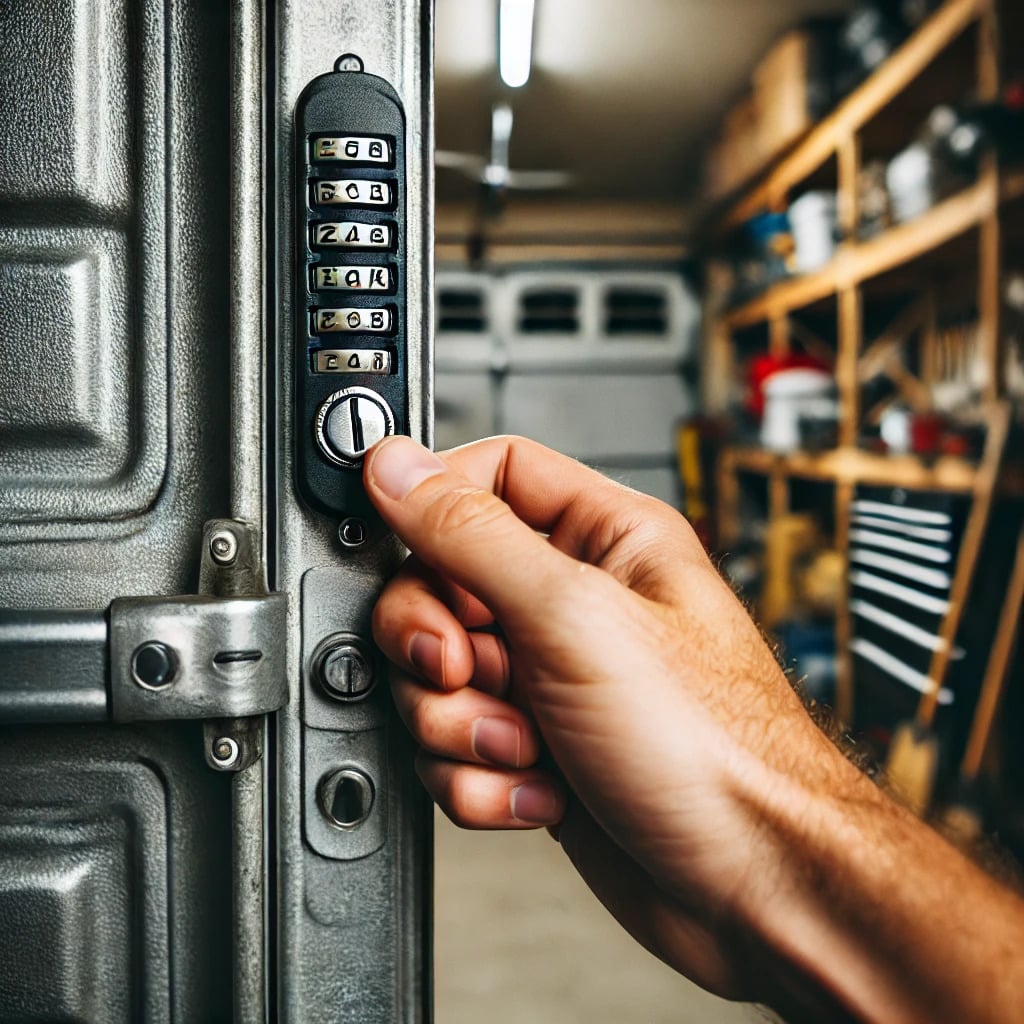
[[314, 386, 396, 468]]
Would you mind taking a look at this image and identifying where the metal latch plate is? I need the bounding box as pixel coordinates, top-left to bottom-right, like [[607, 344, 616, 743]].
[[110, 593, 287, 723]]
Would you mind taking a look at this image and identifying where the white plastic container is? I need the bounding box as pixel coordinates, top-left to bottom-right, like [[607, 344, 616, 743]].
[[886, 145, 935, 223], [761, 368, 835, 452], [788, 192, 838, 273]]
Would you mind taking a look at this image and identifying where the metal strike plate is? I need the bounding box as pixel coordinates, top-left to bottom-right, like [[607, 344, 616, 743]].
[[109, 593, 288, 723], [303, 727, 388, 861]]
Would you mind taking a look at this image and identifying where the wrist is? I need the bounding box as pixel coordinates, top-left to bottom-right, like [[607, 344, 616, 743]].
[[720, 739, 905, 1020], [722, 739, 1024, 1023]]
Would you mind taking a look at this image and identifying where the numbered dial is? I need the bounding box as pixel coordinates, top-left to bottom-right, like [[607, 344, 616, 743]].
[[314, 349, 393, 374], [313, 135, 392, 164], [312, 179, 393, 207], [312, 222, 393, 250], [315, 387, 396, 468], [313, 265, 394, 292], [313, 307, 393, 334]]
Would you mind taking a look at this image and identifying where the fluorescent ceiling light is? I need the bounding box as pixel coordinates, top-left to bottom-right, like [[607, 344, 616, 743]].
[[499, 0, 535, 88]]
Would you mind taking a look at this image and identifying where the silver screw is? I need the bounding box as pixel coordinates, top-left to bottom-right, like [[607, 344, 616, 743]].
[[316, 639, 375, 701], [209, 528, 239, 566], [211, 736, 240, 767]]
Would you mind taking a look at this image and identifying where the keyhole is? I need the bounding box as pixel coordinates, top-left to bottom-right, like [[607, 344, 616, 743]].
[[318, 768, 374, 830]]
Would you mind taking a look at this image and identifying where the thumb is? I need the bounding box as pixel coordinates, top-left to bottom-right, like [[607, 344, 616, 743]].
[[364, 436, 578, 626]]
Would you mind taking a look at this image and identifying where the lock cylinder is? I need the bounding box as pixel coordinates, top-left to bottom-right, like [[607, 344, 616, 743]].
[[312, 633, 377, 701]]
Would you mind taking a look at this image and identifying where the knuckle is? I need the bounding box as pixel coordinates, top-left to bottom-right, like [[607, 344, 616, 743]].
[[407, 688, 443, 747], [423, 485, 508, 541], [423, 764, 463, 822], [371, 594, 397, 648], [443, 773, 483, 828], [389, 675, 418, 730]]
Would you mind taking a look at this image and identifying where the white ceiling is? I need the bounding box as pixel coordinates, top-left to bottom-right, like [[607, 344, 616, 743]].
[[436, 0, 856, 211]]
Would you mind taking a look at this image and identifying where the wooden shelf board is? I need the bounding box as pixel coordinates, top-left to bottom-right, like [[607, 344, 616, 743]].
[[725, 177, 996, 328], [717, 0, 986, 234], [727, 269, 837, 330], [725, 445, 981, 491]]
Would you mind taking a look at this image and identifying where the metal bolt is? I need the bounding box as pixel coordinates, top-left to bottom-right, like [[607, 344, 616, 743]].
[[338, 517, 368, 549], [211, 736, 240, 768], [131, 641, 178, 690], [314, 637, 376, 701], [335, 52, 364, 73], [318, 768, 374, 830], [209, 528, 239, 566]]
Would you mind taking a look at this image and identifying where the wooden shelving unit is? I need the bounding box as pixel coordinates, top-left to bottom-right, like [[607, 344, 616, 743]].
[[725, 177, 999, 329], [723, 445, 981, 490], [712, 0, 988, 235], [700, 0, 1019, 727]]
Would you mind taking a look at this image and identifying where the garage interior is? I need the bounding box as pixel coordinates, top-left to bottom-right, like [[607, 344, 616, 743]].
[[431, 1, 1024, 1020]]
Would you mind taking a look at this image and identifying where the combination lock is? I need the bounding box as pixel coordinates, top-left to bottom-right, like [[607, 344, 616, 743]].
[[296, 55, 407, 519]]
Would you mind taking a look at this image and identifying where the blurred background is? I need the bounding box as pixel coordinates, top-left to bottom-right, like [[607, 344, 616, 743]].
[[432, 0, 1024, 1019]]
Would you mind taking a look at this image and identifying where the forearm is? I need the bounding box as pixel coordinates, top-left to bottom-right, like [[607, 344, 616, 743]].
[[363, 435, 1024, 1018], [732, 753, 1024, 1023]]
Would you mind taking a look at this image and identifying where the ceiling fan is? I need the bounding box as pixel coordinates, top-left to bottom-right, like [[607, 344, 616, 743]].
[[435, 102, 573, 193]]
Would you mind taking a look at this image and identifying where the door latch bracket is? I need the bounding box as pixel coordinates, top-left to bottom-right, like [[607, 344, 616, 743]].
[[109, 592, 287, 723], [108, 519, 288, 771], [109, 519, 287, 727]]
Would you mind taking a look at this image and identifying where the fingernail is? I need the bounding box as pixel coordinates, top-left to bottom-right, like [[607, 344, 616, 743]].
[[511, 782, 561, 825], [472, 717, 522, 767], [368, 437, 446, 501], [409, 631, 446, 687]]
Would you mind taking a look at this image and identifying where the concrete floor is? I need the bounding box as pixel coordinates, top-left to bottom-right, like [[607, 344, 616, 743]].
[[434, 808, 767, 1024]]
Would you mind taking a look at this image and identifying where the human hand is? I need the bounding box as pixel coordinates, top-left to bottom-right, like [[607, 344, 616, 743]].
[[363, 434, 866, 1004]]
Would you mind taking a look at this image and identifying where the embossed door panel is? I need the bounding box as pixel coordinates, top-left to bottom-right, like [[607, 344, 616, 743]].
[[0, 0, 230, 609], [1, 0, 165, 522], [0, 1, 236, 1020], [0, 727, 233, 1023]]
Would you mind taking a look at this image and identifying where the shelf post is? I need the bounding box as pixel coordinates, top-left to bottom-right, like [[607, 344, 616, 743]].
[[978, 194, 1004, 401], [838, 287, 862, 447], [837, 131, 863, 445], [703, 260, 735, 414], [715, 449, 741, 549], [977, 0, 1003, 400], [761, 466, 792, 629], [769, 315, 790, 359], [837, 132, 861, 243], [977, 0, 999, 100]]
